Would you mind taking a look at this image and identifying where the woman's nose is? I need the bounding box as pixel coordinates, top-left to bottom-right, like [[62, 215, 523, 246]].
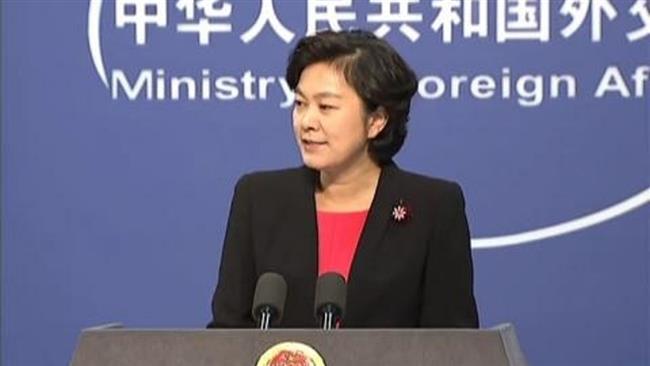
[[298, 106, 319, 130]]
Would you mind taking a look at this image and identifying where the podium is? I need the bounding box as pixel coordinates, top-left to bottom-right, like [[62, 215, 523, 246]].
[[70, 323, 527, 366]]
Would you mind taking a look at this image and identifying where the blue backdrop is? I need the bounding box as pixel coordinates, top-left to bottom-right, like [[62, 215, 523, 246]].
[[2, 0, 648, 365]]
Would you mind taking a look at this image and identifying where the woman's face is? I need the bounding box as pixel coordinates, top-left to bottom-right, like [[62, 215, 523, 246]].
[[292, 62, 386, 174]]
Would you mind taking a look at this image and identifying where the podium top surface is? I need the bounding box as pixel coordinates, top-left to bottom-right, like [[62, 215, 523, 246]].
[[70, 324, 526, 366]]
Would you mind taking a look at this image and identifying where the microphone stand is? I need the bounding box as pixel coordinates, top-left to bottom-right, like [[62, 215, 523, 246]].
[[319, 304, 338, 330], [258, 306, 272, 330]]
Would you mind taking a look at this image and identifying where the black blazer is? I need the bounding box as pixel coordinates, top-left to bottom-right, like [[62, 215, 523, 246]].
[[208, 163, 478, 328]]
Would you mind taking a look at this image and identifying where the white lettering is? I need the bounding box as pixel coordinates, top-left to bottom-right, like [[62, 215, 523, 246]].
[[631, 65, 650, 97], [214, 77, 239, 100], [516, 75, 543, 107], [550, 74, 576, 99], [595, 66, 631, 97], [471, 75, 496, 99], [111, 69, 153, 100], [277, 77, 295, 108], [418, 76, 446, 99], [170, 76, 196, 100]]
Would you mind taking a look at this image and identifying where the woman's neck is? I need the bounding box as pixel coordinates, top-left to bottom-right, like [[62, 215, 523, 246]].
[[316, 158, 381, 212]]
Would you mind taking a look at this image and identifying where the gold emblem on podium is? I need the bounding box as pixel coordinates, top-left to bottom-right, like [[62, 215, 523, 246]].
[[256, 341, 325, 366]]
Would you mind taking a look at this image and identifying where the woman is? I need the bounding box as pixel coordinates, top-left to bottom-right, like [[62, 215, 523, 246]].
[[208, 30, 478, 328]]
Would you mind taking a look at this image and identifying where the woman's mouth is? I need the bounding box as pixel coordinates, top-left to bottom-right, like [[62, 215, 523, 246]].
[[302, 139, 327, 150]]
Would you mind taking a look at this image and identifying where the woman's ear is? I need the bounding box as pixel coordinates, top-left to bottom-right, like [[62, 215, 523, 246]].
[[367, 107, 388, 139]]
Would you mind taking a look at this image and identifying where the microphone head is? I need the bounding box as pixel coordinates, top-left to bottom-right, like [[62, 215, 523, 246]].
[[314, 272, 347, 320], [252, 272, 287, 324]]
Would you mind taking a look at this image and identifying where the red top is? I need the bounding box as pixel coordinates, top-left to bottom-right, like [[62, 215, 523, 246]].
[[317, 210, 369, 281]]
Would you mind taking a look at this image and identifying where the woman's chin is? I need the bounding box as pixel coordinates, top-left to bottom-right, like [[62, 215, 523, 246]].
[[302, 158, 323, 171], [301, 155, 331, 171]]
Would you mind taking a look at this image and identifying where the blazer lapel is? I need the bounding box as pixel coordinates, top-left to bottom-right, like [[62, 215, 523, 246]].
[[294, 166, 319, 279], [348, 163, 401, 284]]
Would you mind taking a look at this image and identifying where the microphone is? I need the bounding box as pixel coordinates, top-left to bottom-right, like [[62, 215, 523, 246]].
[[251, 272, 287, 330], [314, 272, 346, 330]]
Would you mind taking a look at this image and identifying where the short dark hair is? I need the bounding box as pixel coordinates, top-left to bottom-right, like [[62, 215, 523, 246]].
[[286, 30, 418, 165]]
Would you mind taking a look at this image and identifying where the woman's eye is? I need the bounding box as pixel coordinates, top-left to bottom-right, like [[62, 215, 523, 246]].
[[319, 104, 336, 111], [294, 100, 305, 108]]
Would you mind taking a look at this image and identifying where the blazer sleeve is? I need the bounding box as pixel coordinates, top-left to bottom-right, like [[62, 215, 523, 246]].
[[419, 183, 479, 328], [207, 175, 257, 328]]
